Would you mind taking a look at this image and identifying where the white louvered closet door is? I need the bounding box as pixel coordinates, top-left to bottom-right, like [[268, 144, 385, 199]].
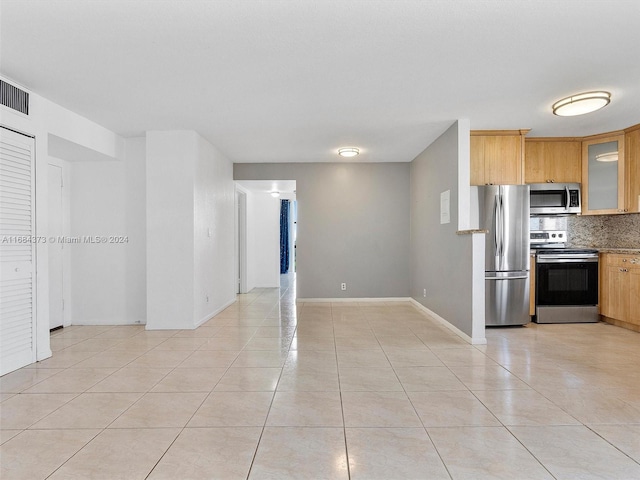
[[0, 127, 36, 375]]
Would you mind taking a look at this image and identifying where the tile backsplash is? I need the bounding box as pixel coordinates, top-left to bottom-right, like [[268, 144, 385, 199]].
[[567, 214, 640, 248]]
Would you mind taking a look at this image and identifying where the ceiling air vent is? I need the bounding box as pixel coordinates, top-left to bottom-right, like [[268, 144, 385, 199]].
[[0, 80, 29, 115]]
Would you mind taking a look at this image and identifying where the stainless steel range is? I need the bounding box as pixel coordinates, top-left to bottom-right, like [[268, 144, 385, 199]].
[[531, 230, 599, 324]]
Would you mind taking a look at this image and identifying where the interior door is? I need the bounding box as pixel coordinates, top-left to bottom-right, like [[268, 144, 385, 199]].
[[48, 164, 64, 329], [0, 127, 37, 375]]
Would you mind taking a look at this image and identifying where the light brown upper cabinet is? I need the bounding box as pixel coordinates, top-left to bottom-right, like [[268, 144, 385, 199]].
[[524, 139, 582, 184], [582, 132, 625, 215], [470, 130, 529, 186], [625, 124, 640, 213]]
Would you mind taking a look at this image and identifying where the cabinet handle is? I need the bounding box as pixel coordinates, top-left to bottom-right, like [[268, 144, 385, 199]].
[[622, 259, 627, 262]]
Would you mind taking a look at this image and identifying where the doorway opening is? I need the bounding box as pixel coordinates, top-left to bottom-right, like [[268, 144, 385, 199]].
[[279, 197, 297, 275], [235, 189, 247, 294], [234, 180, 296, 298], [47, 163, 64, 330]]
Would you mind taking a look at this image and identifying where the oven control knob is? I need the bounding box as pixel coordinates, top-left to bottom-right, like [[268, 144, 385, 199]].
[[551, 234, 556, 238], [558, 234, 563, 238]]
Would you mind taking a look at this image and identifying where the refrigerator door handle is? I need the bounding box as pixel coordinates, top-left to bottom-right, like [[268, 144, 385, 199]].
[[499, 191, 505, 259], [498, 187, 504, 260], [486, 275, 529, 280], [493, 196, 500, 256]]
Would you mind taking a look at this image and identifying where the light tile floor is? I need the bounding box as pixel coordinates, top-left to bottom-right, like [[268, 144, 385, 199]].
[[2, 275, 640, 479]]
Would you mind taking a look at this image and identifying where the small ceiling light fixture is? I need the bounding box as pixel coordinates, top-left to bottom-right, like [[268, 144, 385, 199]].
[[595, 152, 618, 162], [552, 91, 611, 116], [270, 191, 281, 198], [338, 147, 360, 158]]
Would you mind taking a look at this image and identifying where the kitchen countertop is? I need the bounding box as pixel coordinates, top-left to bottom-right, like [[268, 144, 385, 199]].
[[594, 248, 640, 255], [456, 229, 489, 235]]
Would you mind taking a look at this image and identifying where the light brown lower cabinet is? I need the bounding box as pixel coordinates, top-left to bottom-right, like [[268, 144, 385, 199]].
[[600, 253, 640, 332]]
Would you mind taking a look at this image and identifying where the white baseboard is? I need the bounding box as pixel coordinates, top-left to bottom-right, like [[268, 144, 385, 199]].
[[195, 297, 237, 328], [410, 298, 487, 345], [70, 318, 146, 326], [296, 297, 412, 303], [37, 348, 53, 362]]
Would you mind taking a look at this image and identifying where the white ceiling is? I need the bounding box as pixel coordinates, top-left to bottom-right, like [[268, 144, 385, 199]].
[[1, 0, 639, 163]]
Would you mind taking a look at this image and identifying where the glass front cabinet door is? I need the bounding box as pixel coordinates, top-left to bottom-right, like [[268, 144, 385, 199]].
[[582, 134, 626, 214]]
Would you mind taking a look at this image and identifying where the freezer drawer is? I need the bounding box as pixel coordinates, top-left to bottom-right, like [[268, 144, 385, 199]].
[[485, 275, 530, 326]]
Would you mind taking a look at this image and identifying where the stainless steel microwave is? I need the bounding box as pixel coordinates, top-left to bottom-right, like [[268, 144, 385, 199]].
[[529, 183, 581, 215]]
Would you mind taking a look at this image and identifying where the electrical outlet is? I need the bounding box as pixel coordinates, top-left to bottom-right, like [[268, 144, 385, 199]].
[[341, 283, 347, 291], [423, 288, 427, 297]]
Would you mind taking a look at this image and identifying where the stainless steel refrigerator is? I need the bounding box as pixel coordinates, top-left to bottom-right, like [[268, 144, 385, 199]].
[[478, 185, 530, 326]]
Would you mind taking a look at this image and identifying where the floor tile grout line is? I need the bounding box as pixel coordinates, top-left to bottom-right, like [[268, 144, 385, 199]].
[[7, 280, 640, 479], [583, 424, 640, 467], [43, 428, 104, 479], [332, 303, 352, 480], [245, 302, 297, 479], [501, 424, 560, 479], [369, 313, 455, 480]]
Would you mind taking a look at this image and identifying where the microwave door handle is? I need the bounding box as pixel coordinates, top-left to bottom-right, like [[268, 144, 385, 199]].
[[565, 186, 570, 211]]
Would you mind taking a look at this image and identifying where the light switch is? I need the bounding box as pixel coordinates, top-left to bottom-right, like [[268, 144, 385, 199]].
[[440, 190, 450, 224]]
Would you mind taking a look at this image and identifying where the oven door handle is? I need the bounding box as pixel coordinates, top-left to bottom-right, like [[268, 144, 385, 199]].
[[537, 256, 599, 263]]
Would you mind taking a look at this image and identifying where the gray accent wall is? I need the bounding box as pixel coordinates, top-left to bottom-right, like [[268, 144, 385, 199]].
[[409, 121, 481, 338], [234, 162, 410, 299]]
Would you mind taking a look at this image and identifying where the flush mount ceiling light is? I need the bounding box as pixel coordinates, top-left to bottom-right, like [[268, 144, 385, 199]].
[[338, 147, 360, 158], [595, 152, 618, 162], [552, 91, 611, 116], [270, 191, 280, 198]]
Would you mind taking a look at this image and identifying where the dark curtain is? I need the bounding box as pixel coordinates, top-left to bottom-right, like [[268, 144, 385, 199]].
[[280, 199, 290, 274]]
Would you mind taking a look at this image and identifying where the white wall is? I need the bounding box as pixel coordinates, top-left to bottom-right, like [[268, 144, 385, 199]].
[[193, 134, 236, 325], [146, 130, 235, 330], [70, 159, 127, 324], [1, 76, 125, 361], [249, 192, 280, 288], [124, 138, 147, 323], [146, 131, 196, 330], [66, 137, 146, 325]]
